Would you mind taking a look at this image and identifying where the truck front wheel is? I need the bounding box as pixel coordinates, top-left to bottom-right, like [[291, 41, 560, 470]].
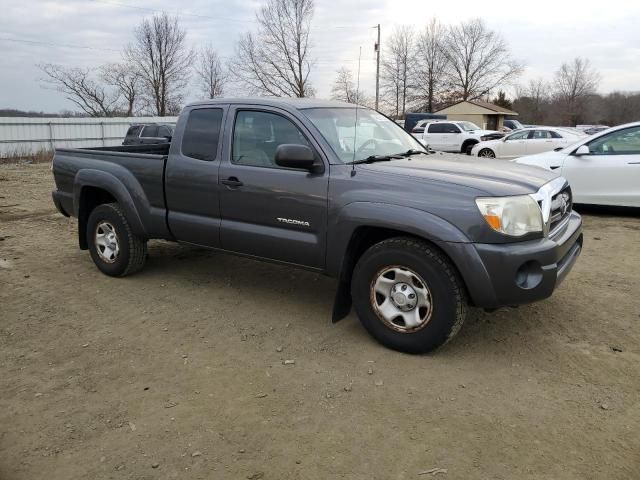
[[351, 237, 467, 353], [87, 203, 147, 277]]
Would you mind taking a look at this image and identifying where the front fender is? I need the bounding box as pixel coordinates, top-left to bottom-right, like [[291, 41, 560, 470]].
[[326, 202, 470, 277], [73, 169, 147, 238]]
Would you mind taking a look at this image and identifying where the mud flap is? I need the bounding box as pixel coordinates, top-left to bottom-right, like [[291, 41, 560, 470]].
[[331, 280, 352, 323]]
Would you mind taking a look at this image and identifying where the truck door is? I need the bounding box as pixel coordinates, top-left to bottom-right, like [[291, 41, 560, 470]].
[[164, 106, 227, 247], [218, 106, 329, 269], [441, 123, 463, 151]]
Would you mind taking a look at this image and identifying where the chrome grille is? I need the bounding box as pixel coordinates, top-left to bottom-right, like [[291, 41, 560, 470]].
[[549, 187, 572, 233], [529, 177, 571, 237]]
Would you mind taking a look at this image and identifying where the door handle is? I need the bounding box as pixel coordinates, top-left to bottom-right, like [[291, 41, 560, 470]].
[[221, 177, 243, 187]]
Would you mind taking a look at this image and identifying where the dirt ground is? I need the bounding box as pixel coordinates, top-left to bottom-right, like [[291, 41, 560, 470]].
[[1, 163, 639, 480]]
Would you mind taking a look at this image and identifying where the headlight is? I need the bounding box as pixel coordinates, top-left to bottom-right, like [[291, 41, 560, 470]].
[[480, 136, 490, 141], [475, 195, 543, 236]]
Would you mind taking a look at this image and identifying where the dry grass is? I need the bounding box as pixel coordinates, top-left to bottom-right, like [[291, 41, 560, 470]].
[[0, 148, 53, 165]]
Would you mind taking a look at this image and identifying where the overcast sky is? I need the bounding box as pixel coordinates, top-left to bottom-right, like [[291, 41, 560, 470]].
[[1, 0, 639, 113]]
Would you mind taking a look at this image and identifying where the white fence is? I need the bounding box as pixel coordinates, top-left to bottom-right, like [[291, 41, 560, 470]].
[[0, 116, 178, 157]]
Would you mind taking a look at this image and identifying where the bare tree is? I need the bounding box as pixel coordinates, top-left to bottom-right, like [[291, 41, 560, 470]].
[[553, 57, 601, 125], [233, 0, 314, 97], [413, 19, 449, 112], [101, 63, 141, 116], [125, 13, 194, 116], [330, 67, 357, 103], [514, 78, 549, 124], [195, 45, 227, 99], [381, 25, 415, 118], [442, 18, 523, 101], [330, 67, 371, 106], [38, 64, 120, 117]]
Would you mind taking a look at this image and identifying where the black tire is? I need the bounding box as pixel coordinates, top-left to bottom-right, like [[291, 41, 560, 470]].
[[463, 142, 477, 155], [351, 237, 467, 354], [87, 203, 147, 277], [478, 148, 495, 158]]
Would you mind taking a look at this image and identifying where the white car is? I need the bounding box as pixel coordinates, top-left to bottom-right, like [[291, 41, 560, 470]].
[[421, 120, 500, 154], [513, 122, 640, 207], [471, 127, 585, 159]]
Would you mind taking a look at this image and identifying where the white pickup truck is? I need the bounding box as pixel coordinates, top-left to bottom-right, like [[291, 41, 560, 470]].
[[421, 120, 501, 154]]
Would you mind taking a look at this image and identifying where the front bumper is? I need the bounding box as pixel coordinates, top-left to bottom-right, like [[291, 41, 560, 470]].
[[446, 211, 583, 308]]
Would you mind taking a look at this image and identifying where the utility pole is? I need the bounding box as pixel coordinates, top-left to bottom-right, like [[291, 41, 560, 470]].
[[374, 24, 380, 111]]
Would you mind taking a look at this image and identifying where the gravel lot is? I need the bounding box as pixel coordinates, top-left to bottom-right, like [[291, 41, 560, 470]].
[[1, 163, 639, 479]]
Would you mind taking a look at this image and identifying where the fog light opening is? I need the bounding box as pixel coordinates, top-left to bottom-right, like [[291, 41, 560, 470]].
[[515, 261, 544, 290]]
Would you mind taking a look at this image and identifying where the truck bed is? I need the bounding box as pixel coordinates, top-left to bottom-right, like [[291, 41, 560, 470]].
[[51, 143, 171, 240]]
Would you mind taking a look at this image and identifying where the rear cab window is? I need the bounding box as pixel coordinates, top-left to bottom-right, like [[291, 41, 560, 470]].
[[141, 125, 158, 138], [158, 125, 173, 138], [126, 125, 143, 137], [181, 108, 224, 161]]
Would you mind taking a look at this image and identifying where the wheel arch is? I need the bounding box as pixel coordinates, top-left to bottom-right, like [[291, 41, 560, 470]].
[[74, 169, 147, 250], [461, 138, 479, 154], [328, 203, 473, 322]]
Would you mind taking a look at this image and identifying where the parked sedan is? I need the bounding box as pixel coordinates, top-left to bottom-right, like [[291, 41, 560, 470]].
[[513, 122, 640, 207], [471, 127, 585, 159]]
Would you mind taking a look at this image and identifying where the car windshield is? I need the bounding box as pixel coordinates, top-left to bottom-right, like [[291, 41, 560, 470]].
[[458, 121, 481, 131], [302, 107, 425, 163], [507, 120, 524, 130]]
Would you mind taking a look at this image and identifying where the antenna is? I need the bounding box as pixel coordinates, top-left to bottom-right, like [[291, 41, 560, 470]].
[[351, 46, 362, 177]]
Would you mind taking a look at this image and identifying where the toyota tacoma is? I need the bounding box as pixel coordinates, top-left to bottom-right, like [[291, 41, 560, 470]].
[[51, 98, 583, 353]]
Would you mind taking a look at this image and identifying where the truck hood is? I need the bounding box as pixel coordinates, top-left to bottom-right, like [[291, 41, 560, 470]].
[[358, 152, 558, 196]]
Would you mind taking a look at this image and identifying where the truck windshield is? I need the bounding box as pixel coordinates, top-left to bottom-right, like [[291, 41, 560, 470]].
[[303, 108, 425, 163], [458, 122, 481, 131]]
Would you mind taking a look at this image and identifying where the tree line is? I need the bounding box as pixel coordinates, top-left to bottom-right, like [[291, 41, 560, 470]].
[[39, 0, 315, 117], [38, 0, 637, 128]]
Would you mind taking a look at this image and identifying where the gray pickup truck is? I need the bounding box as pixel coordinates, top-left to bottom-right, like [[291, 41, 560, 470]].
[[51, 98, 583, 353]]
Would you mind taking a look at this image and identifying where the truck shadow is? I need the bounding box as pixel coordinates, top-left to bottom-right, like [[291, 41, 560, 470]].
[[137, 240, 565, 357]]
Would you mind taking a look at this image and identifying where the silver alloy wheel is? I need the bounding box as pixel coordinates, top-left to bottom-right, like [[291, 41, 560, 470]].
[[95, 221, 120, 263], [479, 148, 495, 158], [370, 266, 433, 332]]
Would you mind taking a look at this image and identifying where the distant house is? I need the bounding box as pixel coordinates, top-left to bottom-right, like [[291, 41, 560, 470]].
[[434, 100, 518, 131]]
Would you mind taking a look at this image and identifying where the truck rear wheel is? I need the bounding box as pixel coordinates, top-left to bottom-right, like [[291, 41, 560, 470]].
[[87, 203, 147, 277], [351, 237, 467, 353]]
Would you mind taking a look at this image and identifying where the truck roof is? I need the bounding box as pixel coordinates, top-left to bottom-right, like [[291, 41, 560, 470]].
[[186, 97, 358, 110]]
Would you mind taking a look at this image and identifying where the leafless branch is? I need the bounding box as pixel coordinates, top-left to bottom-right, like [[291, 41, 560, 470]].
[[125, 13, 194, 116], [412, 19, 449, 112], [381, 25, 415, 118], [232, 0, 315, 98], [38, 64, 120, 117], [101, 63, 142, 116], [195, 44, 227, 99], [442, 18, 523, 101]]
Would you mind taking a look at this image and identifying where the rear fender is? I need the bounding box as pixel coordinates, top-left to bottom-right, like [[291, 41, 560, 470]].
[[73, 169, 148, 239]]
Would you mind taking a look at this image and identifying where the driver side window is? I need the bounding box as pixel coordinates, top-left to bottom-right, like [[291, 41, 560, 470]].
[[232, 110, 311, 168], [587, 127, 640, 155]]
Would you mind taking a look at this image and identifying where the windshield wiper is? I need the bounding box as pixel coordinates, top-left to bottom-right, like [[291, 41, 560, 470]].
[[350, 154, 404, 164], [396, 149, 429, 157]]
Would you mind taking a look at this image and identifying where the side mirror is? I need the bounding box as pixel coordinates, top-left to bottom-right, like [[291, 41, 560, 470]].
[[574, 145, 590, 156], [275, 144, 322, 173]]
